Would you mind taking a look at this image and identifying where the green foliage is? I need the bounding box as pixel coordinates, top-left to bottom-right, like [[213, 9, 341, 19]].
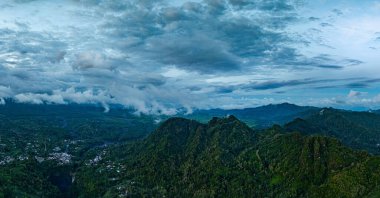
[[285, 108, 380, 154], [0, 102, 156, 197], [2, 102, 380, 197], [75, 116, 380, 197]]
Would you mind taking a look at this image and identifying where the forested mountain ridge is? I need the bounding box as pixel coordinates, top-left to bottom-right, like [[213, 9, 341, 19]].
[[74, 116, 380, 197], [285, 108, 380, 154], [2, 102, 380, 197]]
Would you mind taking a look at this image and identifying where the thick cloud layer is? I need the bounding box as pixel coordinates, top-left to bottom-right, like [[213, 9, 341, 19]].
[[0, 0, 380, 112]]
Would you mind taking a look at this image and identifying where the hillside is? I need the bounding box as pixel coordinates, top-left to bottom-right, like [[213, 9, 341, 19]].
[[285, 108, 380, 154], [0, 101, 156, 197], [0, 101, 156, 142], [74, 116, 380, 197], [2, 102, 380, 197]]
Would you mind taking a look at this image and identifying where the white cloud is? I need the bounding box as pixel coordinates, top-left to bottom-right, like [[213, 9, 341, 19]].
[[14, 87, 112, 112], [0, 0, 379, 113], [0, 86, 12, 98], [73, 51, 110, 70], [347, 90, 367, 98]]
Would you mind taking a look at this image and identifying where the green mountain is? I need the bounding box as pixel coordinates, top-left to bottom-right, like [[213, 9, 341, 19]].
[[184, 103, 319, 128], [0, 101, 156, 197], [285, 108, 380, 154], [74, 116, 380, 197], [0, 101, 156, 142], [2, 102, 380, 197]]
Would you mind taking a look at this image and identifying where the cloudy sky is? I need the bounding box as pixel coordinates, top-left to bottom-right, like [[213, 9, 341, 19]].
[[0, 0, 380, 114]]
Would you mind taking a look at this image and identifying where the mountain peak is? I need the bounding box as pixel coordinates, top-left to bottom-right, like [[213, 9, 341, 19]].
[[226, 114, 238, 121], [156, 117, 203, 136], [266, 102, 298, 107], [277, 102, 296, 106], [208, 115, 240, 126]]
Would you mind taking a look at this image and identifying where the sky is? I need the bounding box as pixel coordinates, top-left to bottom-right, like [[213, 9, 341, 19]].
[[0, 0, 380, 114]]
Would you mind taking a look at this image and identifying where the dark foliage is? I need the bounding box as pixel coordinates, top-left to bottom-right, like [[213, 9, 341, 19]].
[[285, 108, 380, 154]]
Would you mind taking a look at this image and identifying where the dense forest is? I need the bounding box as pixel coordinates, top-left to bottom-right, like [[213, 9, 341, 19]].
[[73, 116, 380, 197], [0, 102, 156, 197], [1, 103, 380, 197], [285, 108, 380, 154]]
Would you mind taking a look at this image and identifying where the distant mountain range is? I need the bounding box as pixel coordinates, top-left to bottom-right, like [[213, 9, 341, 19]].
[[3, 99, 379, 130], [184, 103, 319, 128]]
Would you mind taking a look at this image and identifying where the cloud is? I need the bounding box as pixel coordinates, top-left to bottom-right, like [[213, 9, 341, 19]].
[[73, 51, 112, 70], [308, 17, 320, 21], [332, 9, 343, 16], [144, 33, 241, 73], [345, 79, 380, 88], [244, 79, 319, 90], [0, 0, 379, 113], [14, 87, 112, 112], [0, 84, 10, 105], [13, 0, 38, 3], [347, 90, 367, 98], [0, 86, 13, 98], [345, 93, 380, 108], [309, 90, 380, 109], [320, 22, 333, 27], [94, 0, 314, 74]]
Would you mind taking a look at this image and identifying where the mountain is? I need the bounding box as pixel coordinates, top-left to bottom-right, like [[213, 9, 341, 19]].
[[74, 117, 380, 197], [0, 101, 157, 197], [2, 102, 380, 197], [184, 103, 319, 128], [285, 108, 380, 154], [0, 101, 156, 142]]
